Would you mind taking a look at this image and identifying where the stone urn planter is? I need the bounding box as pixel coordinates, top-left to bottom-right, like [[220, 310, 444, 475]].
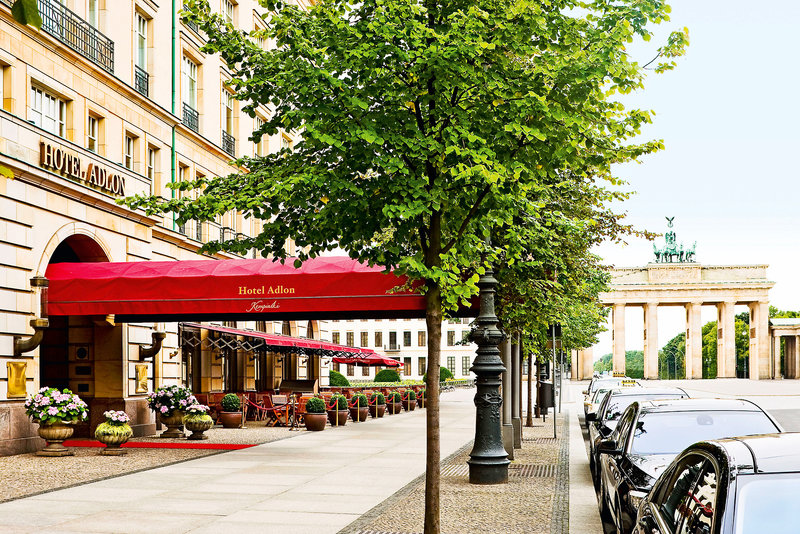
[[37, 421, 75, 457], [95, 410, 133, 455], [369, 393, 386, 418], [349, 394, 369, 422], [160, 411, 186, 438], [184, 414, 214, 440]]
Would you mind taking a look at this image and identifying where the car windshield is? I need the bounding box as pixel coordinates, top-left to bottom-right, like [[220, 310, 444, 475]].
[[630, 411, 778, 455], [734, 474, 800, 534], [603, 394, 687, 421], [590, 379, 624, 394], [593, 389, 610, 403]]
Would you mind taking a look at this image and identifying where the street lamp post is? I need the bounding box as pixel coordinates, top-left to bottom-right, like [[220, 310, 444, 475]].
[[467, 267, 510, 485]]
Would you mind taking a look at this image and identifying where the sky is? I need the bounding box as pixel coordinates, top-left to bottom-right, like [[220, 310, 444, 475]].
[[592, 1, 800, 359]]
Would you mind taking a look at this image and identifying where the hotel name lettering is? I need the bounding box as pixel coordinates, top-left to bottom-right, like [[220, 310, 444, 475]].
[[40, 142, 126, 196], [239, 285, 295, 296]]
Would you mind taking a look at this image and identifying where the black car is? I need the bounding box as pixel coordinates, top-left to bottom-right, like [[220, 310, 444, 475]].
[[583, 377, 641, 420], [597, 398, 782, 534], [635, 432, 800, 534], [587, 387, 689, 490]]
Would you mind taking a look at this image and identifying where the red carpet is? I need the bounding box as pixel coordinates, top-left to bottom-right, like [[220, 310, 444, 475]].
[[63, 440, 256, 450]]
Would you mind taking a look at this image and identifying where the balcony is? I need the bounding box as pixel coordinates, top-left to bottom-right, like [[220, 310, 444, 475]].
[[219, 226, 235, 242], [0, 0, 116, 73], [134, 65, 149, 98], [182, 103, 199, 132], [385, 344, 401, 352], [222, 130, 235, 157]]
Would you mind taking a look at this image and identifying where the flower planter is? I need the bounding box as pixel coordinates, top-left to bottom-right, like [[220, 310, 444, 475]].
[[305, 412, 327, 431], [159, 411, 186, 438], [369, 404, 386, 418], [327, 409, 348, 426], [403, 399, 416, 411], [95, 422, 133, 455], [36, 421, 75, 457], [184, 414, 214, 440], [218, 411, 241, 429], [387, 402, 402, 415], [417, 396, 426, 408], [349, 406, 369, 422]]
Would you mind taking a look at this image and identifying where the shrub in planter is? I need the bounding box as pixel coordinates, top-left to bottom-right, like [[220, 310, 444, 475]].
[[386, 391, 402, 414], [417, 388, 427, 408], [327, 393, 348, 426], [402, 390, 417, 411], [349, 393, 369, 422], [147, 385, 195, 438], [330, 370, 351, 387], [219, 393, 242, 428], [304, 397, 327, 431], [183, 404, 214, 440], [369, 392, 385, 418], [373, 369, 401, 383]]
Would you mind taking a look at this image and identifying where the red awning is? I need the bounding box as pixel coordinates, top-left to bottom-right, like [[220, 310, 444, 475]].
[[332, 354, 402, 367], [44, 256, 445, 321], [183, 322, 371, 355]]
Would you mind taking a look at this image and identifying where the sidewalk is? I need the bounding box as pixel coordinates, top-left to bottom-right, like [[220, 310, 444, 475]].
[[566, 381, 603, 534], [0, 389, 475, 534]]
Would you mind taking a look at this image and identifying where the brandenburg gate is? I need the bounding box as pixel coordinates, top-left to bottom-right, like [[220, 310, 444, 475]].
[[576, 219, 774, 380]]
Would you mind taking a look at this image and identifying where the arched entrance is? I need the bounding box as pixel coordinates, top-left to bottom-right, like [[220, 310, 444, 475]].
[[40, 234, 110, 436]]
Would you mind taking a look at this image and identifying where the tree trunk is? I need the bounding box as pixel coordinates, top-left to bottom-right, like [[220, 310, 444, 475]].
[[535, 358, 542, 418], [526, 351, 534, 427], [424, 285, 442, 534]]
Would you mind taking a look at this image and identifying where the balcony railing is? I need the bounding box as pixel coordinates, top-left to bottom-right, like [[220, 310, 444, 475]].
[[222, 130, 235, 157], [220, 226, 235, 242], [385, 344, 401, 352], [134, 65, 149, 97], [0, 0, 116, 73], [182, 103, 199, 132], [182, 5, 200, 34]]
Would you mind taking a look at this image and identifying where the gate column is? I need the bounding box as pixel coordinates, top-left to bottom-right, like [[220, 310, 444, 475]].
[[612, 303, 626, 375], [643, 303, 658, 379], [749, 301, 770, 379], [580, 347, 594, 380], [685, 302, 702, 379], [716, 301, 736, 378]]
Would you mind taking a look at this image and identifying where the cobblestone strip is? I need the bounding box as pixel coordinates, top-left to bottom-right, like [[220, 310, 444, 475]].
[[550, 410, 570, 534]]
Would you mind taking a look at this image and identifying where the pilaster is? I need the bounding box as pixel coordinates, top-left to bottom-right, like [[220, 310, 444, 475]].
[[643, 303, 658, 379], [685, 302, 702, 379], [612, 303, 626, 375]]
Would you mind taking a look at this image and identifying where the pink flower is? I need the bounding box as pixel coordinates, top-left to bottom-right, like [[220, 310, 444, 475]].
[[47, 406, 59, 416], [160, 406, 168, 413]]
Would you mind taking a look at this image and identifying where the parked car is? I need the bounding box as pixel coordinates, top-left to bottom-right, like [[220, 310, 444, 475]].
[[583, 377, 641, 420], [597, 398, 782, 534], [587, 387, 689, 490], [635, 432, 800, 534]]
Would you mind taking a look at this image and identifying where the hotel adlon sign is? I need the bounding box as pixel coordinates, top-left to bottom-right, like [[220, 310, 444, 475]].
[[39, 141, 126, 196]]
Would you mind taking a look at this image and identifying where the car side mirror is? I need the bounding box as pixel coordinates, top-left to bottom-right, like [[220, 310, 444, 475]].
[[597, 439, 622, 455], [585, 412, 597, 422]]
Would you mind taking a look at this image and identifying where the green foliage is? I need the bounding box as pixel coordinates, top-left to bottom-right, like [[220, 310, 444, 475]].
[[593, 351, 643, 379], [701, 321, 718, 379], [373, 369, 401, 383], [305, 397, 326, 414], [405, 390, 417, 401], [94, 421, 133, 440], [329, 370, 351, 387], [351, 393, 368, 408], [370, 392, 385, 405], [220, 393, 240, 412], [658, 318, 750, 378], [387, 392, 401, 404], [184, 413, 213, 424], [329, 393, 348, 410], [423, 367, 453, 384], [11, 0, 41, 28]]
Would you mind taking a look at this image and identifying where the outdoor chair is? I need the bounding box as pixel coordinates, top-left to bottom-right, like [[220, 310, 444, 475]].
[[264, 394, 290, 427]]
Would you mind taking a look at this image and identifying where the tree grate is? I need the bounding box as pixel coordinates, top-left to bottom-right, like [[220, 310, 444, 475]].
[[440, 463, 557, 478], [524, 437, 558, 444], [353, 531, 420, 534]]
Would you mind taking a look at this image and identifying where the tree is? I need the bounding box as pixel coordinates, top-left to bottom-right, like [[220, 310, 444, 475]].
[[593, 350, 642, 378], [124, 1, 686, 531]]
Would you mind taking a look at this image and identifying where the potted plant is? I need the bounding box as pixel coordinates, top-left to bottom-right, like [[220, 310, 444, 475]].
[[417, 388, 426, 409], [304, 397, 327, 431], [24, 387, 88, 456], [94, 410, 133, 455], [349, 393, 369, 422], [402, 390, 417, 411], [183, 403, 214, 439], [219, 393, 242, 428], [386, 391, 402, 414], [326, 393, 348, 426], [369, 392, 385, 418], [147, 385, 195, 438]]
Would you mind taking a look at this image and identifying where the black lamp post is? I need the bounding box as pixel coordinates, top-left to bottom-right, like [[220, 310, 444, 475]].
[[467, 267, 510, 484]]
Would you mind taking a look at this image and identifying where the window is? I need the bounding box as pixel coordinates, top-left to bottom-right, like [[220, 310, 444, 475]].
[[418, 331, 426, 347], [360, 332, 368, 347], [447, 356, 455, 375], [182, 57, 198, 109], [346, 364, 354, 376], [331, 331, 340, 344], [88, 0, 98, 28], [462, 356, 471, 376], [87, 115, 98, 152], [281, 134, 293, 151], [462, 330, 470, 342], [29, 87, 65, 137], [403, 331, 411, 347], [362, 366, 369, 377], [346, 331, 354, 347], [374, 331, 383, 348], [254, 116, 266, 156], [447, 330, 455, 346], [124, 134, 135, 170], [656, 456, 715, 534], [223, 89, 234, 134], [418, 357, 426, 376], [223, 0, 235, 24], [135, 14, 147, 70], [403, 358, 411, 376], [389, 331, 397, 349], [147, 146, 157, 181]]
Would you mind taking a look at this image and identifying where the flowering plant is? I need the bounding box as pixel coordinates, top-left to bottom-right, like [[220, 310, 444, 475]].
[[185, 403, 210, 416], [103, 410, 130, 426], [24, 387, 88, 424], [146, 384, 196, 417]]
